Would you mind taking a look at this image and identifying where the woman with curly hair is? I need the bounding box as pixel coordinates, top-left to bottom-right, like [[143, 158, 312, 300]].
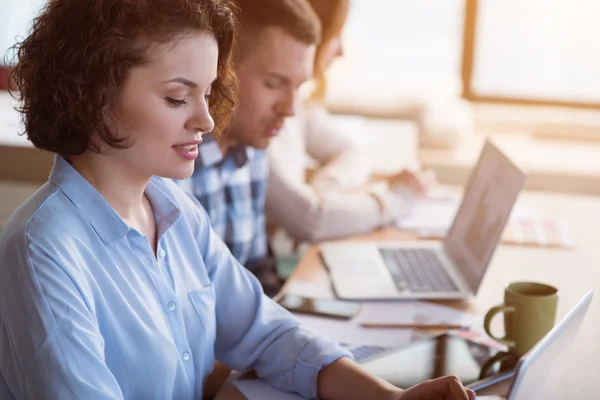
[[0, 0, 474, 399]]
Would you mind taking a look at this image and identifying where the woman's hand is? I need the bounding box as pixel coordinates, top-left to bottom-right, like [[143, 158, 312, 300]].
[[390, 376, 476, 400], [318, 357, 476, 400]]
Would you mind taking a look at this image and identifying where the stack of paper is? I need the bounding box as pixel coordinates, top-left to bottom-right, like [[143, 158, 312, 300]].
[[283, 280, 493, 350]]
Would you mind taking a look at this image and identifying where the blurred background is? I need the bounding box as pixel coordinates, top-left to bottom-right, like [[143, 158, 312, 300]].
[[2, 0, 600, 227]]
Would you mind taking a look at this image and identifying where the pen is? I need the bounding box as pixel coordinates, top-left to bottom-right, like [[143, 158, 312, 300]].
[[360, 323, 469, 330]]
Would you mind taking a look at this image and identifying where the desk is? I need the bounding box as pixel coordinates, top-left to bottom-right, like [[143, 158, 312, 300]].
[[216, 189, 600, 399]]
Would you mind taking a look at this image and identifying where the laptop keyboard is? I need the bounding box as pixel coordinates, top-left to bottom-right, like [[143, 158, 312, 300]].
[[379, 248, 459, 293]]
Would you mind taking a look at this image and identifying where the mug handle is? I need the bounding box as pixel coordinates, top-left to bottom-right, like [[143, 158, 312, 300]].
[[484, 304, 516, 348]]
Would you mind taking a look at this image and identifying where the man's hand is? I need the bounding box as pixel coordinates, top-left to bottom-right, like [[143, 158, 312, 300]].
[[387, 169, 437, 195], [392, 376, 476, 400]]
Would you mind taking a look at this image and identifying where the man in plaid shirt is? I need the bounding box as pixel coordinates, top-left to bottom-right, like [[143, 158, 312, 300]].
[[176, 0, 321, 297], [177, 137, 268, 267]]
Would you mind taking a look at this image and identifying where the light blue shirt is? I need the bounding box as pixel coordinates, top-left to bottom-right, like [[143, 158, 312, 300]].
[[0, 156, 350, 400]]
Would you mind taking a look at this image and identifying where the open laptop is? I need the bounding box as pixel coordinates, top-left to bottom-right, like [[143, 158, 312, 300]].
[[320, 140, 527, 300], [478, 289, 593, 400]]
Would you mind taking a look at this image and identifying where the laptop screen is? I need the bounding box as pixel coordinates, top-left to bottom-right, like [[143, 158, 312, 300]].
[[443, 141, 527, 292]]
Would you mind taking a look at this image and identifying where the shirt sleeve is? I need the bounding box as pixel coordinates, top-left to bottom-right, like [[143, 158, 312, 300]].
[[303, 105, 371, 193], [0, 231, 124, 400], [192, 202, 352, 398], [266, 149, 404, 242]]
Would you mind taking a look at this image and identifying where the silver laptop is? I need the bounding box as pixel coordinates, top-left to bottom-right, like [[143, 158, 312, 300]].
[[478, 289, 593, 400], [320, 140, 527, 300]]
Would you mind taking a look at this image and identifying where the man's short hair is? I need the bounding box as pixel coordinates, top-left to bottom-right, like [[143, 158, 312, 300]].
[[234, 0, 321, 45]]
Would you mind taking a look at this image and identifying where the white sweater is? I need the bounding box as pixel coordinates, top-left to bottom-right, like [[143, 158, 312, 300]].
[[266, 104, 406, 242]]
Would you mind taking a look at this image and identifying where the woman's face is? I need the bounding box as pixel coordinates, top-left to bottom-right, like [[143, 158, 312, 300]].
[[105, 33, 218, 180], [319, 35, 344, 72]]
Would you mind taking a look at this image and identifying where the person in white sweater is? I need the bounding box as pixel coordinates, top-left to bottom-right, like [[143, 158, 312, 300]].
[[266, 0, 435, 243]]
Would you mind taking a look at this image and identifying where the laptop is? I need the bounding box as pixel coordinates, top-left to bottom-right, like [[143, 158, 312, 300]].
[[478, 289, 593, 400], [320, 140, 527, 300]]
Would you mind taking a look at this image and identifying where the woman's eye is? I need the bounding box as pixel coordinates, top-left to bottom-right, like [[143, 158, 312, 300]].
[[165, 97, 187, 107]]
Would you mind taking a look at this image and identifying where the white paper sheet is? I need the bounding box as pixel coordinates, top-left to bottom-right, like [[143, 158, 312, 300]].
[[396, 197, 461, 233], [283, 279, 489, 349], [292, 302, 415, 348], [395, 193, 538, 236], [284, 279, 336, 300]]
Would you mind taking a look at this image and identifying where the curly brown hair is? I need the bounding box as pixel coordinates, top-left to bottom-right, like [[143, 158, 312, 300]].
[[8, 0, 238, 156]]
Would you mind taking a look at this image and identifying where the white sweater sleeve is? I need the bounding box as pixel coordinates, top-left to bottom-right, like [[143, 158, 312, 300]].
[[303, 105, 371, 194], [266, 159, 404, 242]]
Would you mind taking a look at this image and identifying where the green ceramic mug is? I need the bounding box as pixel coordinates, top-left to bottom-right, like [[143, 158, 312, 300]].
[[484, 282, 559, 356]]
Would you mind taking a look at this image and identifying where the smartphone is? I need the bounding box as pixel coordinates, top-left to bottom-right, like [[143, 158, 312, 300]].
[[277, 294, 361, 320]]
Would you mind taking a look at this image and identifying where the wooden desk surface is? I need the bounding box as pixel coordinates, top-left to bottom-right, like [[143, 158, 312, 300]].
[[285, 189, 600, 398], [218, 189, 600, 399]]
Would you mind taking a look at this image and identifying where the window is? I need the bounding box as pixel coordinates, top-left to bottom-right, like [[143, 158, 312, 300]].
[[463, 0, 600, 109], [326, 0, 465, 106]]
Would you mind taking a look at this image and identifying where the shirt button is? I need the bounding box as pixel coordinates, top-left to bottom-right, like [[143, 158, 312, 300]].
[[183, 352, 190, 361], [235, 151, 245, 165], [168, 302, 176, 312], [158, 248, 166, 258]]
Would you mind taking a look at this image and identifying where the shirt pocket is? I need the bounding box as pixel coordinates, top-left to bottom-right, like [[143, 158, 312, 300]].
[[188, 284, 217, 358]]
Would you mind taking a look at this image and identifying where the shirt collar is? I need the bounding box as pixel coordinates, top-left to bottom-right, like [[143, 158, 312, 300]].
[[146, 177, 181, 239], [196, 133, 255, 169], [48, 155, 180, 246]]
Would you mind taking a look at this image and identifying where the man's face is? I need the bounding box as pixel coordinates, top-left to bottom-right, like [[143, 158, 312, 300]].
[[227, 26, 315, 149]]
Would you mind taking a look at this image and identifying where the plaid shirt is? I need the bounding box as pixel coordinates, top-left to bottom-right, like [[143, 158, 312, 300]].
[[176, 135, 268, 267]]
